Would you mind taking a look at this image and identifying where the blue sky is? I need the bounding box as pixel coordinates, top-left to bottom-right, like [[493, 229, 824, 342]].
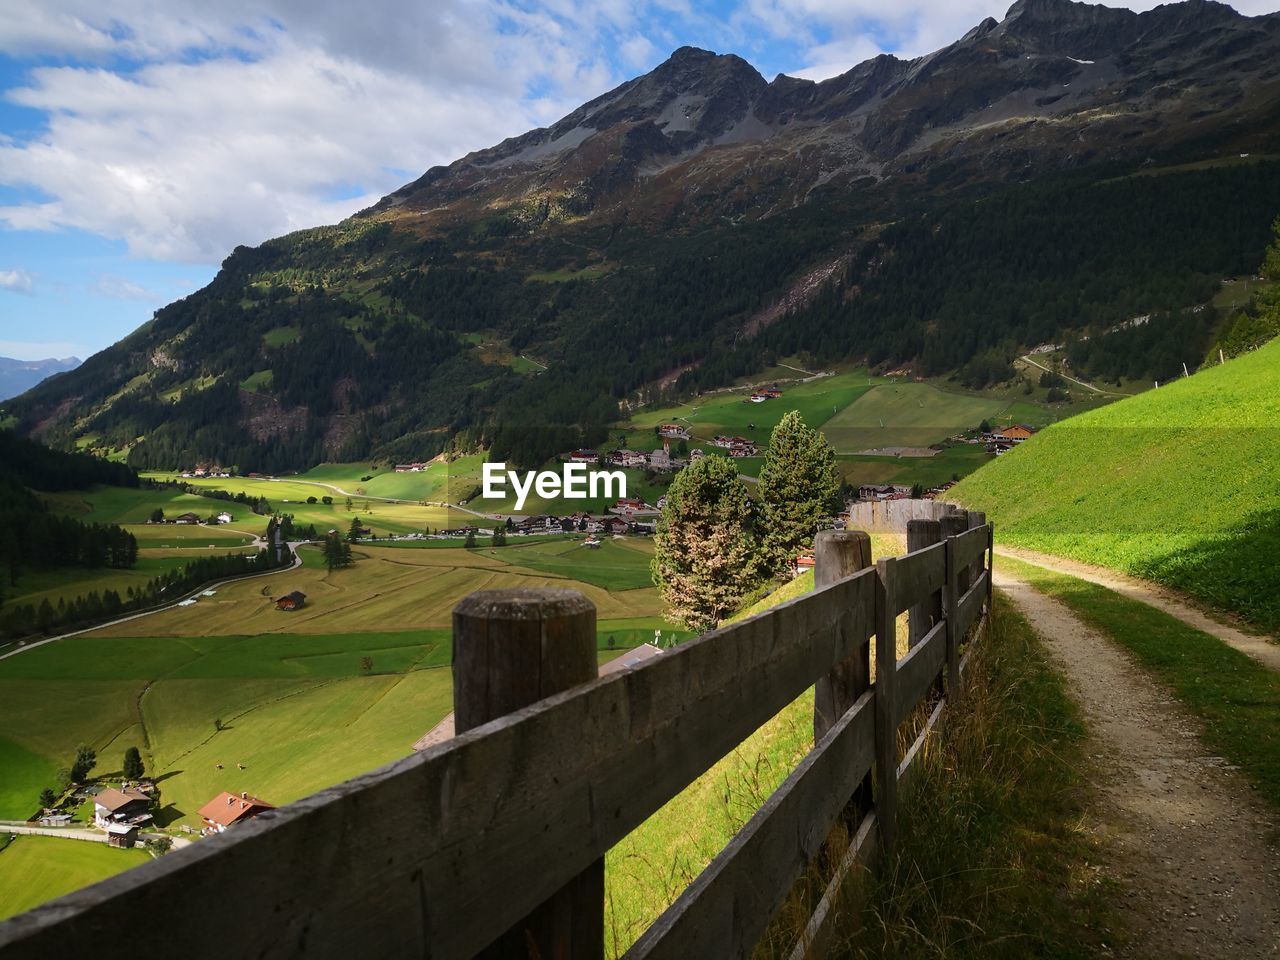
[[0, 0, 1275, 361]]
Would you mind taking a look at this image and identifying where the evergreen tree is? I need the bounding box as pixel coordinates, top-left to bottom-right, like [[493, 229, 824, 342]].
[[1263, 214, 1280, 281], [464, 530, 477, 548], [70, 744, 96, 783], [39, 787, 57, 810], [651, 456, 760, 631], [122, 746, 144, 779], [756, 412, 841, 578], [347, 518, 363, 543]]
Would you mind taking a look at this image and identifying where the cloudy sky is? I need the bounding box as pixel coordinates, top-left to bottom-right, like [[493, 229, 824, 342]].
[[0, 0, 1274, 361]]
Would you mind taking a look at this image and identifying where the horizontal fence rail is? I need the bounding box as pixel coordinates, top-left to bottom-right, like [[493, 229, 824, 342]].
[[0, 516, 995, 960]]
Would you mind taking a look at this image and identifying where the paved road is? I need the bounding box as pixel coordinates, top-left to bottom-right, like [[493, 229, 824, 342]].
[[0, 544, 305, 662], [0, 823, 192, 849], [1017, 353, 1127, 397]]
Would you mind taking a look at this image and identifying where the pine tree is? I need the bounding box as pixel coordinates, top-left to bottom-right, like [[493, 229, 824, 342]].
[[756, 411, 841, 578], [652, 456, 760, 631], [70, 744, 96, 783], [1263, 214, 1280, 281], [123, 746, 144, 779]]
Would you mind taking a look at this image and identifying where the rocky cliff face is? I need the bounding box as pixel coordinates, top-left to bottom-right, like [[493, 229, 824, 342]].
[[372, 0, 1280, 226]]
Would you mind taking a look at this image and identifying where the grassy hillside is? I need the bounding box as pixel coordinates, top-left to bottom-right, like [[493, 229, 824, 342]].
[[953, 339, 1280, 632]]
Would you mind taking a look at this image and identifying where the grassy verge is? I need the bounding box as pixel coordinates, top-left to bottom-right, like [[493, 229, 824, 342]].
[[998, 554, 1280, 808], [833, 593, 1118, 959]]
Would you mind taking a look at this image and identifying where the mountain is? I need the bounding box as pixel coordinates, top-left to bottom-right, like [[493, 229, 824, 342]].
[[5, 0, 1280, 472], [0, 356, 80, 402]]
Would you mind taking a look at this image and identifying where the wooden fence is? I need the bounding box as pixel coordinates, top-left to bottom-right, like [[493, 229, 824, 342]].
[[0, 514, 993, 960]]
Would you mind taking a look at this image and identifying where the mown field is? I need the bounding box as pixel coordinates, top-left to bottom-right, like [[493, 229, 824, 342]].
[[625, 370, 880, 448], [954, 338, 1280, 633], [0, 836, 151, 922], [0, 536, 678, 832], [821, 382, 1008, 453]]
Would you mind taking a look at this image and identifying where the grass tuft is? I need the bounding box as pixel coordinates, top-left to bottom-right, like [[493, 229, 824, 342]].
[[830, 595, 1120, 959]]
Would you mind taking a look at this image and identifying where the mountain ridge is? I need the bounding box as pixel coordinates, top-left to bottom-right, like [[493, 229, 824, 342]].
[[5, 0, 1280, 472], [0, 356, 81, 402]]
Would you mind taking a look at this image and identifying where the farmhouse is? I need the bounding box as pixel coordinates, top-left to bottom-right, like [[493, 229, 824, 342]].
[[394, 462, 429, 472], [173, 512, 202, 525], [996, 424, 1035, 441], [93, 786, 152, 828], [566, 449, 599, 463], [610, 449, 647, 468], [215, 511, 233, 524], [275, 591, 306, 611], [198, 791, 276, 835], [105, 823, 140, 849], [858, 484, 913, 501], [658, 424, 689, 439]]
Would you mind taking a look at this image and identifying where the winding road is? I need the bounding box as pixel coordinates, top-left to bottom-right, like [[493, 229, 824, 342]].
[[0, 543, 305, 662]]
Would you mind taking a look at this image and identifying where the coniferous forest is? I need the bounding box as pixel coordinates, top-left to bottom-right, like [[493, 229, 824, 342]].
[[5, 159, 1280, 471]]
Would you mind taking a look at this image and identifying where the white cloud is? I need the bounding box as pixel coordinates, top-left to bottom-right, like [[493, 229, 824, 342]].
[[0, 1, 650, 263], [0, 268, 35, 293], [90, 274, 163, 301], [2, 0, 1277, 269]]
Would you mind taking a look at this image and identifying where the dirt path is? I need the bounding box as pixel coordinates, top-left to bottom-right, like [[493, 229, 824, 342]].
[[997, 546, 1280, 673], [994, 570, 1280, 958]]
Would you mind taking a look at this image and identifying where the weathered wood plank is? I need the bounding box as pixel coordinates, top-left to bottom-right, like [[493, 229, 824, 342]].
[[950, 525, 989, 574], [893, 619, 946, 727], [813, 530, 874, 744], [906, 520, 942, 650], [0, 568, 878, 960], [884, 540, 945, 616], [626, 692, 875, 960], [896, 699, 946, 797], [874, 558, 899, 854], [956, 571, 989, 639], [785, 812, 879, 960]]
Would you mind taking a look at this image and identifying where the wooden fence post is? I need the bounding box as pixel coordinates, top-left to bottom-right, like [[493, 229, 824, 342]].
[[874, 557, 898, 854], [813, 529, 873, 837], [939, 515, 968, 699], [453, 588, 603, 959], [905, 519, 941, 650], [813, 529, 873, 743]]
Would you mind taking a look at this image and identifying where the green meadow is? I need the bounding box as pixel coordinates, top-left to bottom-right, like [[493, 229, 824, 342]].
[[0, 536, 679, 829], [955, 338, 1280, 632], [625, 370, 879, 447], [820, 382, 1008, 453], [0, 836, 151, 922]]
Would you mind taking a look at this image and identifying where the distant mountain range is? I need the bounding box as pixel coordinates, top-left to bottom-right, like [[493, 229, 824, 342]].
[[0, 356, 80, 402], [5, 0, 1280, 471]]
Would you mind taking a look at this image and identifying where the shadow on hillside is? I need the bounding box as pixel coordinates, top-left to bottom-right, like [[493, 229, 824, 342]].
[[152, 770, 182, 784], [1135, 506, 1280, 635], [153, 804, 187, 828]]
